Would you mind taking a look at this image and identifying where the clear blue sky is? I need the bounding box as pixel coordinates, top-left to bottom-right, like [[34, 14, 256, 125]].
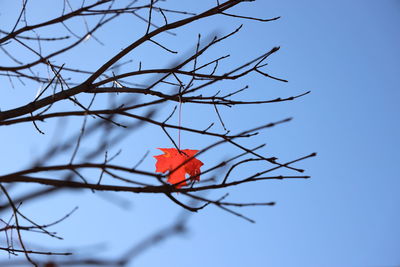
[[0, 0, 399, 266]]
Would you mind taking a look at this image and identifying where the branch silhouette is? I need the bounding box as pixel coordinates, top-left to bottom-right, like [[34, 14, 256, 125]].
[[0, 0, 313, 265]]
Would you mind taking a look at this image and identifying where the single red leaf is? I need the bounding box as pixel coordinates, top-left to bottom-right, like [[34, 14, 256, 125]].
[[154, 148, 204, 188]]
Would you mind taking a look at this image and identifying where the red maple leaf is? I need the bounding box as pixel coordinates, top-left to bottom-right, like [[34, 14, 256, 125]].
[[154, 148, 204, 188]]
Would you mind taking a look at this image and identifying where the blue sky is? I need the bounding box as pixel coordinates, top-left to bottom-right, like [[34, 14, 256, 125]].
[[0, 0, 399, 266]]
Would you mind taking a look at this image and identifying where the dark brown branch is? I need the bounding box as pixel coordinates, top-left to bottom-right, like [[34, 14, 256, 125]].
[[0, 0, 112, 44]]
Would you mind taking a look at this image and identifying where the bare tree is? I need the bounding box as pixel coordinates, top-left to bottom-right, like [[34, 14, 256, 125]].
[[0, 0, 314, 266]]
